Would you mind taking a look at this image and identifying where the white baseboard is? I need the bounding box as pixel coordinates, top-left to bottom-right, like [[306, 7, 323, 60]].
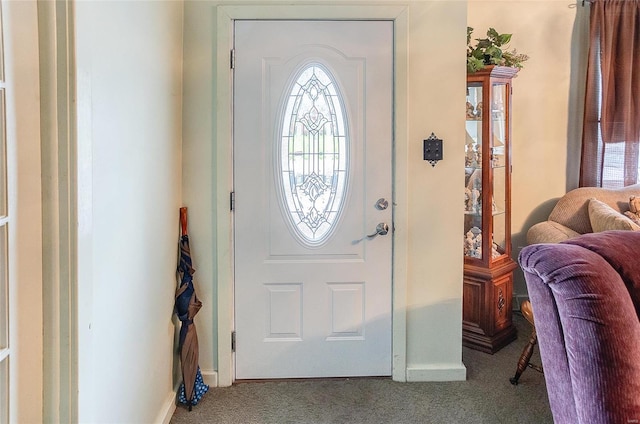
[[155, 370, 217, 424], [512, 295, 530, 311], [406, 363, 467, 382], [154, 389, 177, 424], [201, 369, 218, 387], [154, 369, 218, 424]]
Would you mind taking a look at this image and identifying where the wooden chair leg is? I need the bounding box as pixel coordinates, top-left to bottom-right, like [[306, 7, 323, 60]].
[[510, 328, 537, 385]]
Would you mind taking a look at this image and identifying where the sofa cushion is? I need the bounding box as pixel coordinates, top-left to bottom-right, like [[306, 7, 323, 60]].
[[526, 221, 581, 244], [588, 198, 640, 232]]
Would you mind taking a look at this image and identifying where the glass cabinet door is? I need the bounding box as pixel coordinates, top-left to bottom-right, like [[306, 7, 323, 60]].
[[464, 83, 483, 259], [464, 78, 511, 264], [490, 82, 507, 262]]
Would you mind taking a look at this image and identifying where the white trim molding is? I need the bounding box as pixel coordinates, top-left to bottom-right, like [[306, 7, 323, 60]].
[[513, 295, 530, 311], [155, 390, 178, 424], [406, 364, 467, 382], [155, 370, 217, 424], [202, 369, 219, 388], [37, 1, 79, 421]]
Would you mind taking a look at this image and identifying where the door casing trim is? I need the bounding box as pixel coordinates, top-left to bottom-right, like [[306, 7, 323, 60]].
[[38, 0, 79, 420], [215, 4, 409, 386]]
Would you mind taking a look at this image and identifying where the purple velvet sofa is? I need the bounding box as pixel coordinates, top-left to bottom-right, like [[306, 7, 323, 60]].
[[519, 230, 640, 424]]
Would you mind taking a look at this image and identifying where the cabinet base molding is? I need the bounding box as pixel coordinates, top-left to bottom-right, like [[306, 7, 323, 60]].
[[462, 322, 517, 354]]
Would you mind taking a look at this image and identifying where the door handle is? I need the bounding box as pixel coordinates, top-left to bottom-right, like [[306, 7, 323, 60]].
[[367, 222, 389, 238]]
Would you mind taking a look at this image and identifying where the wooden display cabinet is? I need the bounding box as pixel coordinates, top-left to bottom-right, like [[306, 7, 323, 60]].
[[463, 66, 518, 353]]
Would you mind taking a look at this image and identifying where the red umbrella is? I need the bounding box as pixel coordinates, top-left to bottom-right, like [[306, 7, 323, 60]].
[[175, 207, 208, 410]]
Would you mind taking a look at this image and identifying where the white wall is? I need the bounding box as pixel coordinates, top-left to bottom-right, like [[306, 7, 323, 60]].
[[468, 0, 589, 301], [183, 0, 468, 385], [74, 2, 184, 422], [181, 0, 219, 385]]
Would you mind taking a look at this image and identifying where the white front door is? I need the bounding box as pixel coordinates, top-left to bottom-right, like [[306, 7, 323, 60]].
[[233, 20, 393, 379]]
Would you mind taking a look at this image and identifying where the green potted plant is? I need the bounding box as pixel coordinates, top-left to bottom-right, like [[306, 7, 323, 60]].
[[467, 27, 529, 73]]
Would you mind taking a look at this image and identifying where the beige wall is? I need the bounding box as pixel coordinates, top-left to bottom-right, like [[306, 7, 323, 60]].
[[183, 0, 468, 385], [74, 1, 184, 422], [468, 0, 589, 300], [4, 1, 43, 422]]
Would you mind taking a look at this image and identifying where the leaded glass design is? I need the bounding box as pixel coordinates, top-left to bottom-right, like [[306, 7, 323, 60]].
[[279, 64, 348, 245]]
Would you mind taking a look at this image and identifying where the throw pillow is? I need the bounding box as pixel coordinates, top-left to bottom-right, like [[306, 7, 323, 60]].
[[588, 198, 640, 232], [625, 196, 640, 225]]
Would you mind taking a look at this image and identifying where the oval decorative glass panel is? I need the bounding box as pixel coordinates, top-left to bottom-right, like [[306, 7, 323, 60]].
[[279, 64, 349, 246]]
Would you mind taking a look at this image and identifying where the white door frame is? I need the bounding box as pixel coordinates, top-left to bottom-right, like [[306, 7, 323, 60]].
[[38, 1, 79, 421], [214, 4, 410, 386]]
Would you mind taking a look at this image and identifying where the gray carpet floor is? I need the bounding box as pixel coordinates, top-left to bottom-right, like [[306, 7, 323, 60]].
[[171, 313, 552, 424]]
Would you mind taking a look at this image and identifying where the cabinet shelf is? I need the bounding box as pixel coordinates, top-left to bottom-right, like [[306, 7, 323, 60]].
[[464, 210, 505, 217]]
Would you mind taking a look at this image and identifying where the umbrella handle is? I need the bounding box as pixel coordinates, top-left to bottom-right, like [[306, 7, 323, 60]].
[[180, 207, 188, 236]]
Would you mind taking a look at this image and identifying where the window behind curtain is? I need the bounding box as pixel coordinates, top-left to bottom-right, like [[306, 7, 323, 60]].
[[580, 0, 640, 188]]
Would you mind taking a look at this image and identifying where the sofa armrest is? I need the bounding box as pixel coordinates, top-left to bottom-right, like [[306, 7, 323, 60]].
[[526, 221, 581, 245], [519, 242, 640, 424]]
